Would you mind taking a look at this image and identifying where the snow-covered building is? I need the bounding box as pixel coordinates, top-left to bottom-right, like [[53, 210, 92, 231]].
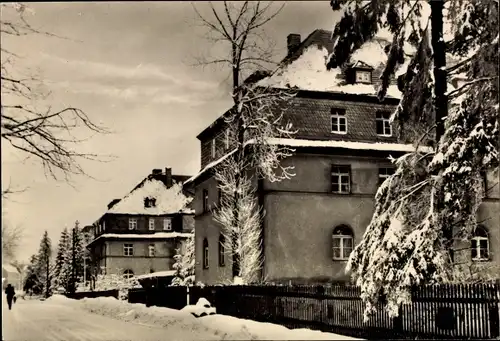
[[188, 30, 500, 285], [2, 263, 22, 291], [86, 168, 195, 280]]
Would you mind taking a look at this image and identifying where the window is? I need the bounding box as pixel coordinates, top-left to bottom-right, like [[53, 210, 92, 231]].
[[211, 139, 216, 158], [225, 128, 230, 150], [481, 170, 488, 197], [355, 70, 372, 83], [102, 220, 106, 232], [128, 218, 137, 230], [379, 167, 395, 185], [123, 243, 134, 256], [203, 238, 209, 269], [144, 197, 156, 208], [331, 165, 351, 193], [219, 234, 225, 267], [148, 244, 155, 257], [148, 218, 155, 231], [332, 225, 354, 260], [471, 225, 489, 261], [331, 108, 347, 134], [203, 189, 209, 213], [376, 111, 392, 136], [123, 269, 134, 279], [163, 218, 172, 231]]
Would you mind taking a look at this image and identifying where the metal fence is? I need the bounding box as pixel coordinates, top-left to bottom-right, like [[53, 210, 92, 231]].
[[129, 282, 500, 340]]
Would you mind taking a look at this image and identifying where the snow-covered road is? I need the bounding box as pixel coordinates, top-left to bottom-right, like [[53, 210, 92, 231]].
[[2, 297, 174, 341]]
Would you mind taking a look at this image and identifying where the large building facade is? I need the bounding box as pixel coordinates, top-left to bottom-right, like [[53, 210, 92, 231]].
[[87, 168, 194, 280], [188, 30, 500, 285]]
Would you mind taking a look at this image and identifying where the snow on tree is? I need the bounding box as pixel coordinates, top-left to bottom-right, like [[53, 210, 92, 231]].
[[52, 227, 70, 290], [23, 254, 42, 295], [93, 267, 140, 300], [171, 231, 195, 286], [329, 0, 499, 321], [35, 230, 52, 298], [193, 1, 296, 284]]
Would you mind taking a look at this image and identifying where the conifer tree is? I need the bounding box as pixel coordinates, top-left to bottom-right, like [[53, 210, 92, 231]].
[[36, 230, 52, 298], [53, 228, 70, 289], [171, 232, 195, 286], [328, 0, 499, 320]]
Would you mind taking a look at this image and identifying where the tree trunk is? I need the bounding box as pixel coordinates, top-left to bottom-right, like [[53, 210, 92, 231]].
[[45, 256, 49, 298], [430, 0, 451, 261]]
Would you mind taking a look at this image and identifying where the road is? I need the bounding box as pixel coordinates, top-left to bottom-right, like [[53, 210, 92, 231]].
[[2, 296, 176, 341]]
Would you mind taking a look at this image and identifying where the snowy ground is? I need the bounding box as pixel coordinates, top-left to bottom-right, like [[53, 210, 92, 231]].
[[2, 294, 362, 340]]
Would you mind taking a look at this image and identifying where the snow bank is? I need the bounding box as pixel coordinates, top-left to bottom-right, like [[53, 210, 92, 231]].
[[90, 232, 192, 244], [136, 270, 176, 280], [108, 181, 192, 216], [60, 296, 362, 340]]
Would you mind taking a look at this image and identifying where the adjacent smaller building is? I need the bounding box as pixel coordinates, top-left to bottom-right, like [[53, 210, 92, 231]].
[[86, 168, 194, 280]]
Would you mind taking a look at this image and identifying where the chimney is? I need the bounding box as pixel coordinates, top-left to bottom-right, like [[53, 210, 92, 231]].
[[165, 167, 173, 188], [287, 33, 301, 56], [107, 199, 121, 210]]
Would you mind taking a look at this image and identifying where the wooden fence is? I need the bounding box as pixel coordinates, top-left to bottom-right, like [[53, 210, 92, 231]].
[[130, 283, 500, 340], [66, 289, 119, 300]]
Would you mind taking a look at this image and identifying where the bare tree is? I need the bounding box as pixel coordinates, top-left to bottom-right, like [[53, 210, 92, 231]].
[[1, 216, 23, 261], [193, 1, 296, 284], [1, 3, 110, 190]]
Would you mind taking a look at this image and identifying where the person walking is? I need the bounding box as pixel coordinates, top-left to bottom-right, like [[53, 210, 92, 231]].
[[5, 283, 16, 310]]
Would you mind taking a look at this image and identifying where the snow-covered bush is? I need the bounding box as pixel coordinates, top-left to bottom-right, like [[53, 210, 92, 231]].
[[171, 231, 195, 286], [94, 268, 141, 300]]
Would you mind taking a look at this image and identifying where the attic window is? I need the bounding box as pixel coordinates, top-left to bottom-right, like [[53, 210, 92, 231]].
[[144, 197, 156, 208], [355, 70, 371, 84]]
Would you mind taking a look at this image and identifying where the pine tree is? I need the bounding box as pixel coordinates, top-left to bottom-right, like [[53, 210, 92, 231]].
[[52, 228, 70, 290], [66, 221, 85, 294], [171, 232, 195, 286], [23, 254, 42, 295], [328, 0, 499, 321], [36, 230, 52, 298]]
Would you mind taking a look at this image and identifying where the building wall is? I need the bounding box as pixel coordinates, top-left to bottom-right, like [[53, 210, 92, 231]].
[[261, 153, 390, 283], [98, 214, 187, 235], [193, 176, 232, 285], [103, 239, 178, 276]]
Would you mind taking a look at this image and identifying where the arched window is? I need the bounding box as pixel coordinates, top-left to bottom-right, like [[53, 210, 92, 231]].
[[123, 269, 134, 279], [219, 234, 225, 267], [203, 238, 209, 269], [471, 225, 489, 261], [332, 225, 354, 260]]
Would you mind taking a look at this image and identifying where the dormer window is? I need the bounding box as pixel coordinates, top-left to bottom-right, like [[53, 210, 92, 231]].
[[355, 70, 371, 84], [144, 197, 156, 208], [331, 108, 347, 134]]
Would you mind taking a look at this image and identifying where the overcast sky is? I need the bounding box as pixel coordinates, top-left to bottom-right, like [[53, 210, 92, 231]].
[[1, 1, 337, 262]]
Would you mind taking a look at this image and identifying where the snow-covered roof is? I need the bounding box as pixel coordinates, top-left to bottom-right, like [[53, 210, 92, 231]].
[[88, 232, 192, 245], [2, 264, 19, 274], [185, 138, 432, 185], [257, 45, 403, 99], [107, 181, 193, 216], [136, 270, 176, 280]]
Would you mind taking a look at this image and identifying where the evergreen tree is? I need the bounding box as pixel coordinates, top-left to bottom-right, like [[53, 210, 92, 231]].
[[23, 254, 42, 295], [65, 221, 85, 294], [328, 0, 499, 320], [52, 228, 70, 289], [36, 230, 52, 298], [171, 232, 195, 286]]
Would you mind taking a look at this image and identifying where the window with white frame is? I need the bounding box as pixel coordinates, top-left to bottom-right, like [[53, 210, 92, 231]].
[[332, 225, 354, 260], [123, 269, 134, 279], [211, 138, 216, 158], [471, 225, 489, 261], [331, 108, 347, 134], [355, 70, 372, 84], [163, 218, 172, 231], [225, 128, 230, 150], [376, 111, 392, 136], [331, 165, 351, 193], [148, 244, 155, 257], [123, 243, 134, 256], [148, 218, 155, 231], [102, 220, 106, 232], [203, 238, 209, 269], [128, 218, 137, 230], [378, 167, 395, 185]]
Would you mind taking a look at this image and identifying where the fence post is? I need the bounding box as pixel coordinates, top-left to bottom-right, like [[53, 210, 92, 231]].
[[392, 305, 403, 337], [490, 280, 500, 338]]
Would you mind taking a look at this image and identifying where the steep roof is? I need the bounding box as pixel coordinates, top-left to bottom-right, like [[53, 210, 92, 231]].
[[106, 179, 193, 216]]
